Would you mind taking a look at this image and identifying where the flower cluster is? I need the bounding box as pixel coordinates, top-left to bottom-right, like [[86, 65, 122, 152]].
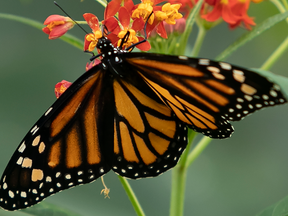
[[200, 0, 257, 30], [169, 0, 259, 29], [42, 0, 261, 98], [43, 0, 183, 52]]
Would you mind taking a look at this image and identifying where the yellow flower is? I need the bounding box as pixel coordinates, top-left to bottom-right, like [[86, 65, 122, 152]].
[[85, 31, 102, 52], [156, 3, 183, 25], [132, 0, 155, 25], [117, 29, 139, 49]]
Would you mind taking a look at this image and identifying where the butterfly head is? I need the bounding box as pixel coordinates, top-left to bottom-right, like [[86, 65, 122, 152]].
[[97, 37, 116, 55]]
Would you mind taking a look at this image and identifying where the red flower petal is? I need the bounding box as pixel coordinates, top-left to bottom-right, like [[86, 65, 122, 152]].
[[119, 7, 131, 28], [146, 21, 158, 38], [42, 26, 51, 35], [202, 3, 222, 22], [105, 0, 122, 18], [43, 15, 67, 25], [136, 37, 151, 51], [107, 33, 119, 46], [55, 80, 72, 99], [86, 59, 101, 71], [156, 22, 167, 39], [124, 0, 135, 14], [84, 34, 91, 51], [48, 22, 74, 39], [83, 13, 100, 32], [104, 17, 121, 35], [221, 4, 239, 24], [132, 17, 145, 31]]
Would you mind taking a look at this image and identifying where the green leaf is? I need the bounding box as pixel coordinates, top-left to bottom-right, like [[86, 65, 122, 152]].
[[0, 13, 84, 50], [256, 195, 288, 216], [256, 204, 276, 216], [20, 202, 81, 216], [216, 11, 288, 61]]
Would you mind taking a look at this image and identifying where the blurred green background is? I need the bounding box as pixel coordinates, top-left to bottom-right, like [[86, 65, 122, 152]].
[[0, 0, 288, 215]]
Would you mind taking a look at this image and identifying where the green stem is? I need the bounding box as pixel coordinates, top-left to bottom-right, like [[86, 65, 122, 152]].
[[178, 0, 204, 55], [186, 136, 212, 168], [282, 0, 288, 10], [190, 25, 207, 57], [170, 163, 187, 216], [260, 35, 288, 70], [0, 13, 44, 30], [168, 36, 179, 55], [261, 0, 288, 70], [95, 0, 107, 8], [270, 0, 287, 13], [169, 136, 212, 216], [118, 176, 145, 216], [169, 130, 197, 216]]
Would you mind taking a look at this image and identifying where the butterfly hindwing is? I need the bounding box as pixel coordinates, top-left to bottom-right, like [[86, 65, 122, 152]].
[[112, 79, 187, 179], [124, 53, 286, 138], [0, 66, 112, 210]]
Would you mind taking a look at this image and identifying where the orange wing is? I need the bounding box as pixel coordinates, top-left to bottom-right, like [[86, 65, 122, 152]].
[[111, 79, 187, 179], [0, 67, 112, 210], [124, 53, 286, 138]]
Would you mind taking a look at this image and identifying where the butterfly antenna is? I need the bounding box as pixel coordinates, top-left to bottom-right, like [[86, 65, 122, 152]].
[[125, 12, 153, 51], [120, 31, 131, 49], [54, 1, 89, 35]]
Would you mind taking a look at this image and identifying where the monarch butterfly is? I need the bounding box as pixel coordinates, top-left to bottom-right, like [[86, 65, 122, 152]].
[[0, 25, 287, 210]]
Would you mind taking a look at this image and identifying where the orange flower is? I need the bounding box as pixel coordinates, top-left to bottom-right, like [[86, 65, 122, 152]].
[[42, 15, 74, 39], [83, 13, 103, 52], [116, 6, 151, 51], [132, 0, 183, 38], [86, 59, 101, 71], [54, 80, 72, 99], [229, 0, 256, 30], [202, 0, 240, 24]]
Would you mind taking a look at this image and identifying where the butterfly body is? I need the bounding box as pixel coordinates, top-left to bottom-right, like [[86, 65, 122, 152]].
[[0, 36, 286, 211]]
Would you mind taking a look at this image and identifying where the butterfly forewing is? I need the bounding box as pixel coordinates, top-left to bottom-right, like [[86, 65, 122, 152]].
[[0, 67, 112, 210], [124, 53, 287, 138], [112, 79, 187, 179]]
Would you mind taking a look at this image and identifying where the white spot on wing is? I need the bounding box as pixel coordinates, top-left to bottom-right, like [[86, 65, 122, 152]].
[[32, 135, 41, 146], [178, 56, 188, 60], [32, 127, 39, 135], [45, 107, 53, 116], [219, 62, 232, 70], [198, 59, 210, 65], [18, 142, 26, 153], [30, 125, 38, 133], [16, 157, 23, 165], [207, 66, 220, 73], [3, 183, 7, 190], [270, 90, 277, 97], [78, 171, 83, 175], [22, 157, 32, 168], [262, 95, 269, 100], [8, 190, 14, 198], [21, 191, 27, 198]]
